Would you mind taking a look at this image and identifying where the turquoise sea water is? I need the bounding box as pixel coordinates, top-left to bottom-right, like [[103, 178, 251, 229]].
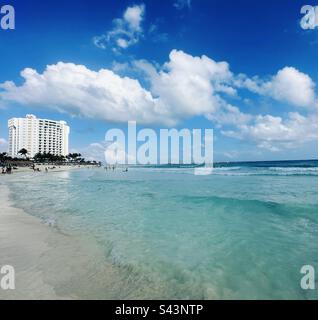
[[2, 161, 318, 299]]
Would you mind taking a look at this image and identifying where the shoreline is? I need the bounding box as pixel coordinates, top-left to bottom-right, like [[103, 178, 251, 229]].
[[2, 164, 99, 175], [0, 183, 156, 300], [0, 184, 120, 300], [0, 184, 70, 299]]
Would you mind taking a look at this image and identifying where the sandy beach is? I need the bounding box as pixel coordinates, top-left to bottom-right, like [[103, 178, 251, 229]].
[[0, 185, 66, 299], [0, 183, 125, 300], [0, 177, 159, 300], [4, 164, 98, 175]]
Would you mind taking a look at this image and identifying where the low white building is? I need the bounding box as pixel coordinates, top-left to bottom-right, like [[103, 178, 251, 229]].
[[8, 114, 70, 158]]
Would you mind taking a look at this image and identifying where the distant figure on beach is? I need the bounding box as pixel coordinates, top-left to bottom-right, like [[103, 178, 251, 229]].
[[1, 167, 6, 174], [45, 168, 48, 173]]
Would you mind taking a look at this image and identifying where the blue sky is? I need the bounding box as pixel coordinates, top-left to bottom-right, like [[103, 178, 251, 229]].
[[1, 0, 318, 161]]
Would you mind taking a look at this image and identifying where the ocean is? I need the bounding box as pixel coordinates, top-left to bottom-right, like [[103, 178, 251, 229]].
[[2, 160, 318, 299]]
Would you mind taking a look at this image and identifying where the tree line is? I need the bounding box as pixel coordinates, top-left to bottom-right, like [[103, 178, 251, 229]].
[[0, 149, 101, 166]]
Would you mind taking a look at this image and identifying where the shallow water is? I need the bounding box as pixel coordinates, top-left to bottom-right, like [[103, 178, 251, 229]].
[[2, 163, 318, 299]]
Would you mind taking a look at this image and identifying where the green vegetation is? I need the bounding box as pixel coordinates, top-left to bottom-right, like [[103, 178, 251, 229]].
[[0, 150, 101, 167], [18, 148, 28, 158]]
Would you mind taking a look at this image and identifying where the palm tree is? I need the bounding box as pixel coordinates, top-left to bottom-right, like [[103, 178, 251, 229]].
[[18, 148, 28, 159], [0, 152, 7, 163], [67, 153, 81, 162]]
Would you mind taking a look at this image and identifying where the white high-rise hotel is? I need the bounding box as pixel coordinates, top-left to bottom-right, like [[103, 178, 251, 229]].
[[8, 114, 70, 158]]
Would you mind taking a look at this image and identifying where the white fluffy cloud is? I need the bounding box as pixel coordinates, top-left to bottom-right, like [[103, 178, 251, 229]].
[[220, 66, 318, 151], [79, 141, 134, 164], [80, 142, 106, 162], [222, 112, 318, 151], [93, 4, 145, 51], [0, 62, 172, 125], [206, 103, 252, 127], [238, 67, 317, 109], [0, 50, 237, 125], [135, 49, 235, 118], [1, 49, 318, 152]]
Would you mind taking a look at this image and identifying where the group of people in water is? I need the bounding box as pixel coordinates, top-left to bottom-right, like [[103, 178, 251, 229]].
[[104, 165, 116, 171], [104, 165, 128, 172], [31, 164, 56, 172], [1, 164, 58, 175]]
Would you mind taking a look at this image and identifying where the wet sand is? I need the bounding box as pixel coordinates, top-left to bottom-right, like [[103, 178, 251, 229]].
[[0, 184, 116, 300], [0, 185, 68, 299], [0, 184, 158, 300]]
